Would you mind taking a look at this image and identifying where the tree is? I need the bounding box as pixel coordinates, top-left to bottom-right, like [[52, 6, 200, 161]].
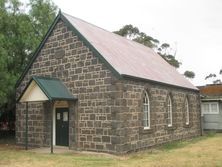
[[113, 24, 140, 39], [0, 0, 23, 107], [0, 0, 57, 117], [114, 24, 195, 78], [184, 71, 195, 79], [114, 24, 159, 48], [157, 43, 181, 68], [113, 25, 180, 68], [205, 70, 222, 84], [29, 0, 57, 41]]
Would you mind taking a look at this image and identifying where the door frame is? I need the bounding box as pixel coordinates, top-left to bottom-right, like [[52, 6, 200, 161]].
[[53, 101, 69, 146]]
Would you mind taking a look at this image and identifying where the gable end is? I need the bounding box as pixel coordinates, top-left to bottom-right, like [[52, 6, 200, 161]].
[[16, 12, 122, 88]]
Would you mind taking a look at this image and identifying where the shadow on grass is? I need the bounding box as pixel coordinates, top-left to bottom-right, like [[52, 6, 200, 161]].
[[160, 132, 216, 151], [0, 130, 15, 145], [120, 132, 218, 160]]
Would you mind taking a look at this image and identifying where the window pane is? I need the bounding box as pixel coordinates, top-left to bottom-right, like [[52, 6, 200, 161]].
[[143, 91, 150, 128], [144, 105, 148, 111], [63, 112, 68, 121], [143, 120, 148, 127], [143, 112, 148, 120], [186, 111, 189, 124], [185, 99, 189, 124], [167, 97, 172, 126], [211, 103, 218, 113], [168, 98, 171, 106], [57, 113, 60, 120], [143, 97, 146, 103], [143, 105, 148, 112], [203, 104, 209, 113]]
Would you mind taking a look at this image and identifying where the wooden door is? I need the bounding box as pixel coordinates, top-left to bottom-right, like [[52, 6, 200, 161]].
[[56, 108, 69, 146]]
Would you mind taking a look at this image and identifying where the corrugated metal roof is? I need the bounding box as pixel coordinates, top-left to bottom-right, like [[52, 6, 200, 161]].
[[18, 76, 76, 102], [63, 13, 197, 90], [33, 76, 76, 100], [198, 84, 222, 96]]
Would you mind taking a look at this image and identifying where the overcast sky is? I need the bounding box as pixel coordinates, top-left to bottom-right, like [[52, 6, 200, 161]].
[[52, 0, 222, 86]]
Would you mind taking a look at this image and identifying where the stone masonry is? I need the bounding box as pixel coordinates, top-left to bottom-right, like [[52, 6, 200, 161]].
[[16, 19, 201, 154], [112, 79, 201, 153]]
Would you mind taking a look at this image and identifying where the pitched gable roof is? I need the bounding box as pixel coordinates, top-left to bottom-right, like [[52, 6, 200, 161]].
[[62, 12, 197, 90], [16, 11, 198, 91], [18, 76, 76, 102]]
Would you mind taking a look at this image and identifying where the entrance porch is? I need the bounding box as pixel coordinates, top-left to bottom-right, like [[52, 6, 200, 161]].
[[17, 76, 77, 153]]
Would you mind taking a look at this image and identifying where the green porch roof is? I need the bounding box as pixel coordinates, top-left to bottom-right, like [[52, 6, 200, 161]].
[[18, 76, 77, 102]]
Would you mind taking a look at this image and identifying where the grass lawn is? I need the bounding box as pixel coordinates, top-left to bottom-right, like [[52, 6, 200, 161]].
[[0, 133, 222, 167]]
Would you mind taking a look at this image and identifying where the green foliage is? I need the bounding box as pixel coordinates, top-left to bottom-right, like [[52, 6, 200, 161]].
[[134, 32, 159, 48], [113, 24, 140, 38], [114, 25, 196, 77], [205, 73, 217, 80], [29, 0, 57, 40], [156, 43, 180, 68], [114, 25, 181, 68], [184, 70, 195, 79], [0, 0, 57, 110], [113, 24, 159, 49], [205, 70, 222, 84]]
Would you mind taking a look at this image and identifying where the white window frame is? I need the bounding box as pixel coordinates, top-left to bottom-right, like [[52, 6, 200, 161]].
[[167, 97, 173, 127], [185, 98, 189, 125], [143, 91, 150, 129], [201, 102, 219, 115]]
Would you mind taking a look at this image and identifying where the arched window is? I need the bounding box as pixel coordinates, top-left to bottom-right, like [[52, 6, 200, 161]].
[[167, 96, 172, 127], [143, 91, 150, 129], [185, 97, 189, 125]]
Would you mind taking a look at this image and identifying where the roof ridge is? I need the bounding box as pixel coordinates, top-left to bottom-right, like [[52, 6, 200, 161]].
[[62, 12, 113, 34], [62, 12, 197, 90], [16, 11, 197, 91], [62, 12, 156, 54]]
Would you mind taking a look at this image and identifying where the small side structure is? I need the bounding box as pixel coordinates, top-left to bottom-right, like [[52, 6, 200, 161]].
[[199, 84, 222, 131], [16, 11, 201, 154]]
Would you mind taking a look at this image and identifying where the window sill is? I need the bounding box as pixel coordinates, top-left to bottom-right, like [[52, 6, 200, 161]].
[[144, 127, 151, 130], [140, 127, 154, 134], [183, 123, 191, 128]]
